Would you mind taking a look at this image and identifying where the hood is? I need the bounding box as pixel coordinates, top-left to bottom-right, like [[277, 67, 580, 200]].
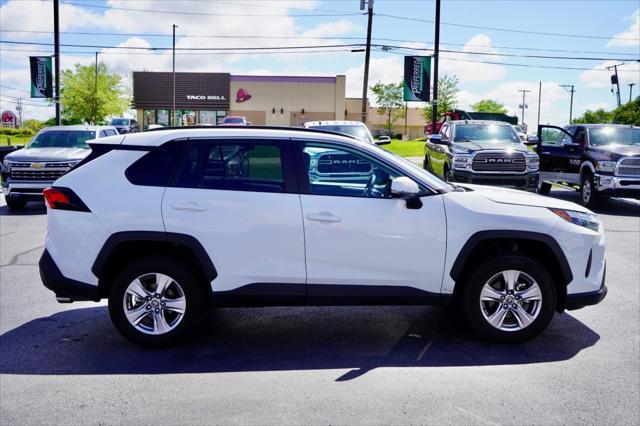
[[588, 144, 640, 158], [453, 140, 528, 154], [5, 147, 90, 162], [456, 184, 591, 213]]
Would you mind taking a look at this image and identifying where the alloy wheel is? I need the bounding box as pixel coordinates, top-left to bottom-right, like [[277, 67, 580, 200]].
[[479, 270, 543, 332], [122, 273, 186, 335]]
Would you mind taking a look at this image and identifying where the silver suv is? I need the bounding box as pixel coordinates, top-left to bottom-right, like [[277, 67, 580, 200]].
[[1, 125, 119, 209]]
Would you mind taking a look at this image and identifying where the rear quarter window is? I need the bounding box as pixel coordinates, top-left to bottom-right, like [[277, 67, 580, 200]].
[[125, 140, 187, 187]]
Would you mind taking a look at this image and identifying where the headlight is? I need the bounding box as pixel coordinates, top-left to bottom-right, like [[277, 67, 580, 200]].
[[526, 155, 539, 171], [452, 155, 472, 170], [549, 208, 599, 231], [595, 160, 616, 173]]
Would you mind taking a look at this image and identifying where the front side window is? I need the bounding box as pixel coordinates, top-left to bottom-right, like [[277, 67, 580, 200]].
[[303, 143, 401, 198], [176, 142, 284, 193], [28, 130, 95, 149]]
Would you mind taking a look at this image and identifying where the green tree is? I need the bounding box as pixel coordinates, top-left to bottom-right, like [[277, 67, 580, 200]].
[[612, 96, 640, 125], [21, 119, 44, 132], [371, 81, 406, 136], [573, 108, 614, 124], [422, 75, 459, 121], [471, 99, 508, 114], [61, 62, 129, 124]]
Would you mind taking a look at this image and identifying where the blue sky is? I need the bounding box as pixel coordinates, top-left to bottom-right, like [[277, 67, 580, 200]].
[[1, 0, 638, 127]]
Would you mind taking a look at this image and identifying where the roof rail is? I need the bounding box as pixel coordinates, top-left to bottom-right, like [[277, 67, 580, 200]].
[[143, 125, 360, 140]]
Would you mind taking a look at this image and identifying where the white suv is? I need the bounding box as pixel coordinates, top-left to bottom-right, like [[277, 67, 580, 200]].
[[39, 127, 607, 346]]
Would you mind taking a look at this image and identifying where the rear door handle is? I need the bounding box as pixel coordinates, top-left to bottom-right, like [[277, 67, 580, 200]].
[[172, 202, 208, 212], [306, 212, 342, 223]]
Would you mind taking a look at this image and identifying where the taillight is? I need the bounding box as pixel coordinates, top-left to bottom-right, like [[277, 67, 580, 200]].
[[42, 187, 90, 212]]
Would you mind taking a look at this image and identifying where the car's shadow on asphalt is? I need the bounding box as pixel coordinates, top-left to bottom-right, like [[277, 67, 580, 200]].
[[0, 305, 599, 380], [0, 201, 46, 216], [547, 189, 640, 217]]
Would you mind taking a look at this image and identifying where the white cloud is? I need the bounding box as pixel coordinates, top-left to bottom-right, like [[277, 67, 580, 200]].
[[579, 60, 640, 89], [439, 34, 509, 83], [607, 9, 640, 48]]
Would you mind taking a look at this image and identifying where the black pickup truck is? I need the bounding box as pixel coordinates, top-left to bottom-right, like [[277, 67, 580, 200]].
[[536, 124, 640, 206]]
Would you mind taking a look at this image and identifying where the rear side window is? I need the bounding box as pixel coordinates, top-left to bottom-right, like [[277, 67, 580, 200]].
[[126, 140, 187, 187], [175, 142, 284, 193]]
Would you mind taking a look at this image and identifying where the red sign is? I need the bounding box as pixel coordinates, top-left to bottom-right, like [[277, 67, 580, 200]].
[[1, 110, 16, 124], [236, 88, 252, 103]]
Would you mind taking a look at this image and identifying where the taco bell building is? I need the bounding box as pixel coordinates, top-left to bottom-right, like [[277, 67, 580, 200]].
[[132, 71, 354, 129]]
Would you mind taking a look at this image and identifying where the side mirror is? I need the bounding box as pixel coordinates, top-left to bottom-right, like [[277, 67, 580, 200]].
[[524, 135, 539, 146], [429, 134, 446, 145], [391, 177, 422, 209], [375, 135, 391, 145]]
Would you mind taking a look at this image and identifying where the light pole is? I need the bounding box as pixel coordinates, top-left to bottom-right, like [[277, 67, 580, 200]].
[[560, 84, 575, 124], [172, 24, 178, 126], [518, 89, 531, 127], [94, 52, 98, 125], [53, 0, 61, 125], [360, 0, 373, 124], [431, 0, 441, 135]]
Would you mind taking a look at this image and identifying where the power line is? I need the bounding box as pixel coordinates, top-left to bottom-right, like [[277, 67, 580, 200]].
[[376, 13, 640, 41], [3, 29, 639, 57], [60, 1, 364, 17], [0, 84, 31, 93]]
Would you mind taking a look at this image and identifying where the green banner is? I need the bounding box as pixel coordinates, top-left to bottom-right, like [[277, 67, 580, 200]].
[[29, 56, 53, 98], [403, 56, 431, 102]]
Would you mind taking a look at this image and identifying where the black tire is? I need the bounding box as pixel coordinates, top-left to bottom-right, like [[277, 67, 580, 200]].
[[108, 256, 205, 347], [537, 181, 551, 195], [444, 166, 452, 182], [5, 198, 27, 210], [423, 155, 430, 171], [461, 255, 556, 343], [580, 172, 600, 208]]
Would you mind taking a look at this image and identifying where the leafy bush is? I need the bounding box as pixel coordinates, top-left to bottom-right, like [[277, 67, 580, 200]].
[[0, 128, 34, 137]]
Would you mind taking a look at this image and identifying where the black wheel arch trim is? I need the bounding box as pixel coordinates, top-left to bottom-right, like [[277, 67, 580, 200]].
[[450, 230, 573, 285], [91, 231, 217, 283]]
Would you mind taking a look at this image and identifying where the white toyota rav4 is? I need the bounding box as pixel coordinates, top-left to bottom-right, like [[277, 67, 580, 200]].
[[39, 127, 606, 347]]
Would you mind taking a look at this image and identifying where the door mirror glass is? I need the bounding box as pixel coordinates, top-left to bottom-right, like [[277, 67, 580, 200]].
[[429, 134, 446, 145], [524, 135, 539, 146], [375, 135, 391, 145]]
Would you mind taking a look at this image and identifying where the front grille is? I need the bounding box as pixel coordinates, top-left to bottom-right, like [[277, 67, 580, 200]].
[[472, 152, 526, 172], [10, 168, 68, 181], [617, 158, 640, 177], [316, 153, 372, 174]]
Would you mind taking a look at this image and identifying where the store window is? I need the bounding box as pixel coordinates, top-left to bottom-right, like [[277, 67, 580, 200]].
[[199, 110, 227, 125], [143, 110, 156, 130], [157, 110, 170, 127]]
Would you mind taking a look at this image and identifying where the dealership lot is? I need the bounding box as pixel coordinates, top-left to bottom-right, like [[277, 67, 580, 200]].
[[0, 191, 638, 425]]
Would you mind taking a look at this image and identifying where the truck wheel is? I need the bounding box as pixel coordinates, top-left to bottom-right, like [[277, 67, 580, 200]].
[[537, 181, 551, 195], [461, 255, 556, 343], [5, 198, 27, 210], [580, 172, 600, 208], [108, 256, 205, 347], [444, 166, 452, 182]]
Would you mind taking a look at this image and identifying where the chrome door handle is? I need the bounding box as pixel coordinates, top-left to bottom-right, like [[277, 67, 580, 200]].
[[542, 151, 551, 155], [172, 202, 208, 212], [306, 212, 342, 223]]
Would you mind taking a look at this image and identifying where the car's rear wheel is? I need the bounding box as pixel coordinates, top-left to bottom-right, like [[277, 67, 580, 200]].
[[444, 166, 452, 182], [580, 172, 600, 208], [108, 256, 204, 347], [5, 198, 26, 210], [462, 256, 556, 343], [537, 181, 551, 195]]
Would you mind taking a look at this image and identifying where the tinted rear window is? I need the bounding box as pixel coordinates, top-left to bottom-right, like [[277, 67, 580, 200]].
[[126, 140, 187, 186]]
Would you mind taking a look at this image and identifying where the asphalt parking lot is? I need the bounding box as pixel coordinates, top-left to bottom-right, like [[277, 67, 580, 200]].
[[0, 190, 638, 425]]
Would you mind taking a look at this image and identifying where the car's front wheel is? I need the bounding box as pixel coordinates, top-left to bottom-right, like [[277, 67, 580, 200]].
[[462, 256, 556, 343], [580, 172, 600, 208], [537, 181, 551, 195], [108, 256, 205, 347]]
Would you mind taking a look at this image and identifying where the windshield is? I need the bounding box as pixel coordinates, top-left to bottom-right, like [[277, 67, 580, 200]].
[[588, 127, 640, 146], [28, 130, 94, 149], [110, 119, 129, 125], [453, 124, 520, 143], [308, 125, 373, 143], [224, 117, 245, 124]]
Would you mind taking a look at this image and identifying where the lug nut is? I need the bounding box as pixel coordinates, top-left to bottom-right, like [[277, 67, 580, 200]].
[[155, 309, 159, 314], [161, 301, 166, 306], [146, 296, 151, 301], [146, 305, 151, 310]]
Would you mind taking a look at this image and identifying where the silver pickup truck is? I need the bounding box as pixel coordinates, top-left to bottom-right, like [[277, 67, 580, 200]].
[[1, 125, 119, 209]]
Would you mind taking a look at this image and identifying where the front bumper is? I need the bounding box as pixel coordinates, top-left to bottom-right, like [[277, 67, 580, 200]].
[[595, 174, 640, 199], [565, 263, 607, 310], [39, 249, 100, 302], [2, 180, 50, 201], [451, 170, 539, 190]]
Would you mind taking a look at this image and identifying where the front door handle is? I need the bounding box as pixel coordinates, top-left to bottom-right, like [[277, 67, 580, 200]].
[[306, 212, 342, 223], [172, 202, 208, 212]]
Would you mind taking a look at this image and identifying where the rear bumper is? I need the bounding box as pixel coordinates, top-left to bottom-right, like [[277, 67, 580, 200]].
[[451, 170, 539, 190], [39, 249, 100, 302]]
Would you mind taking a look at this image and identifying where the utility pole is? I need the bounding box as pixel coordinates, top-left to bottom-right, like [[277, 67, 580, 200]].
[[537, 81, 542, 128], [53, 0, 61, 125], [606, 63, 623, 107], [360, 0, 373, 124], [629, 83, 635, 102], [431, 0, 441, 135], [16, 98, 22, 127], [518, 89, 530, 127], [172, 24, 178, 126], [560, 84, 575, 124], [94, 52, 98, 125]]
